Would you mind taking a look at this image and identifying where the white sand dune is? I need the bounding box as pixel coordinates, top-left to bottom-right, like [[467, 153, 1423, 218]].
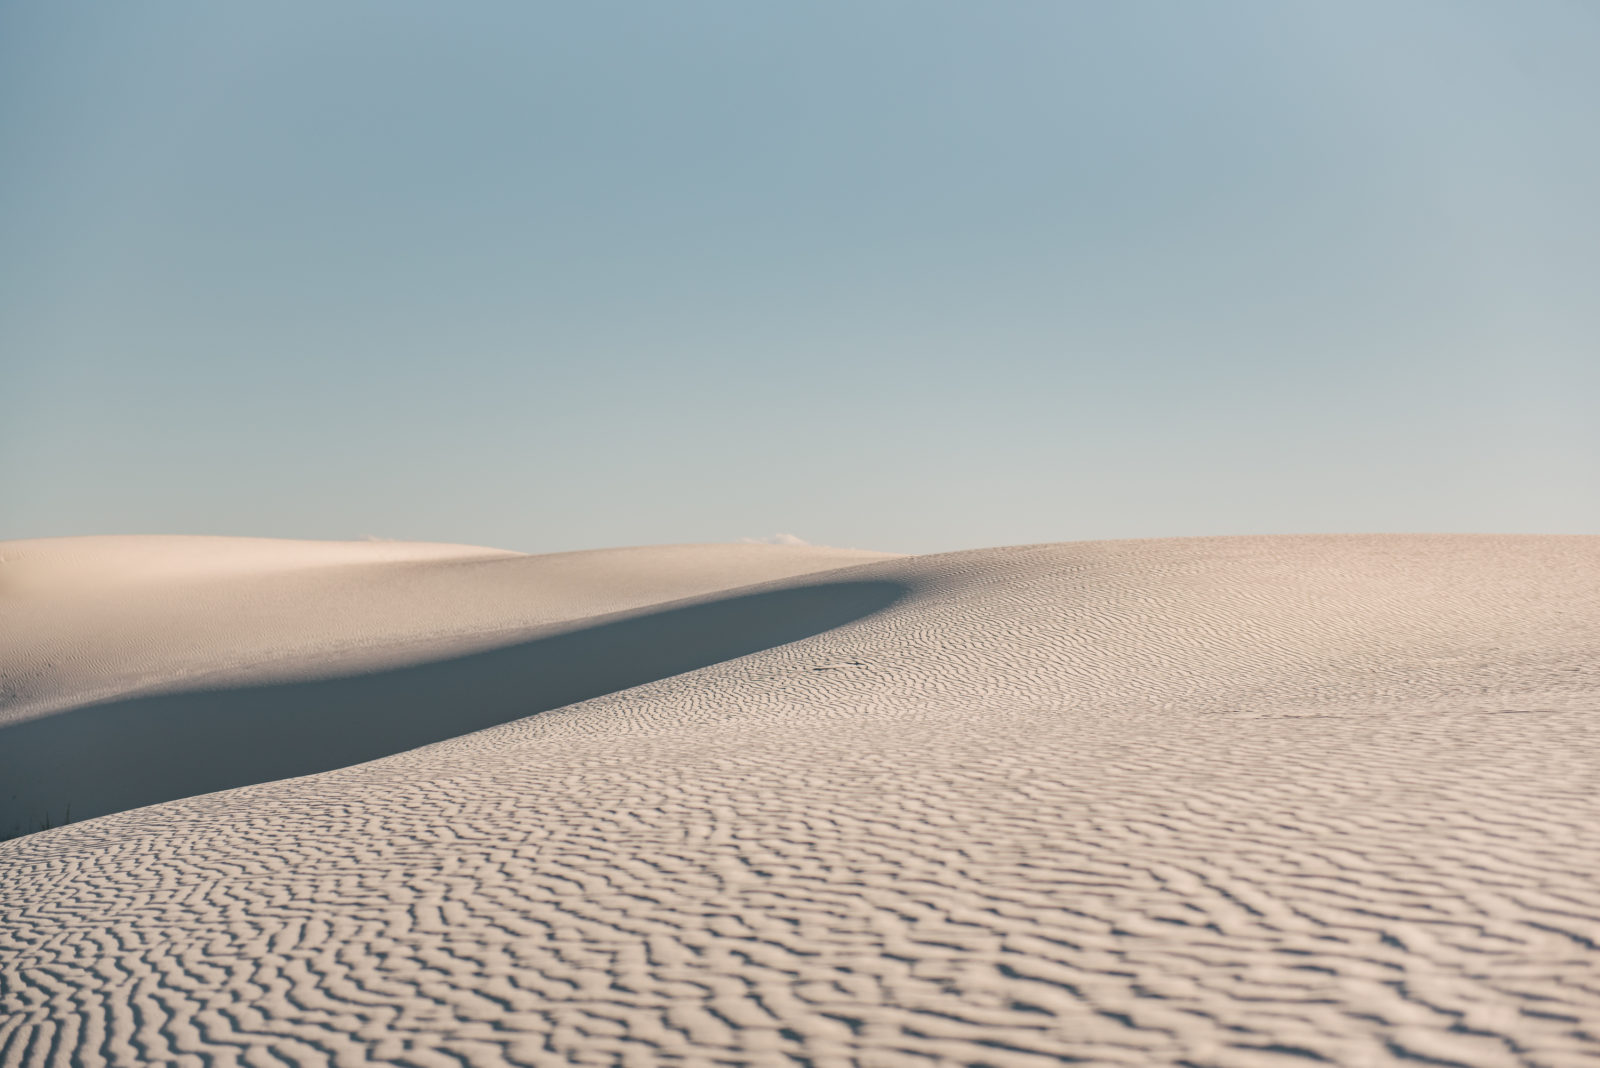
[[3, 533, 1599, 1066]]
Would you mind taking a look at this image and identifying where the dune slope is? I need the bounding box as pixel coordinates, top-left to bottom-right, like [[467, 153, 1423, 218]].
[[3, 534, 1599, 1066]]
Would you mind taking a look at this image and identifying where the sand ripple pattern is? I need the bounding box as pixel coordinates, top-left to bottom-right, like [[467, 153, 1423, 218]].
[[4, 535, 1600, 1066]]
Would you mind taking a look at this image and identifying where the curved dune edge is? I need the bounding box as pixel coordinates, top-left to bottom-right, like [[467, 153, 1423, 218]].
[[0, 537, 903, 836], [1, 537, 900, 725], [0, 577, 906, 838], [4, 534, 1600, 1066]]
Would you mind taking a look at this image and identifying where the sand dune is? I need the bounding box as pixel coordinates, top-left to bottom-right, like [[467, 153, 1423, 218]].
[[3, 534, 1599, 1065]]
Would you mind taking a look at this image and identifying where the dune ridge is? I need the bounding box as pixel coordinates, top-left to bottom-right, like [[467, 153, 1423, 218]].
[[0, 537, 900, 834], [0, 538, 896, 727], [3, 533, 1599, 1066]]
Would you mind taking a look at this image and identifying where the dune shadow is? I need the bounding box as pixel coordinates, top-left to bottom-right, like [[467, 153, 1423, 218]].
[[0, 579, 905, 840]]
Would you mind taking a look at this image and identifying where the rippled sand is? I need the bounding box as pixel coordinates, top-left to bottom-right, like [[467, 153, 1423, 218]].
[[3, 534, 1598, 1066]]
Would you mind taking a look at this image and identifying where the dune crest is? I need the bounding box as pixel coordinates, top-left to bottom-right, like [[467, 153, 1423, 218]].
[[0, 536, 900, 834]]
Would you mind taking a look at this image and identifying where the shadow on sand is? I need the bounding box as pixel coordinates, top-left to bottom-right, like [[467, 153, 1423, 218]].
[[1, 579, 905, 840]]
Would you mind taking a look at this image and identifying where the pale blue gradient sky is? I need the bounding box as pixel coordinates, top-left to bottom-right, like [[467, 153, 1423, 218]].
[[4, 2, 1596, 554]]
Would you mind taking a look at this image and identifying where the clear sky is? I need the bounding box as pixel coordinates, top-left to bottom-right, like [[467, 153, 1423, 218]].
[[4, 2, 1596, 555]]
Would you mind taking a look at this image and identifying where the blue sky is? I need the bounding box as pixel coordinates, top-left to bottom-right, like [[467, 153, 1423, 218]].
[[4, 2, 1596, 554]]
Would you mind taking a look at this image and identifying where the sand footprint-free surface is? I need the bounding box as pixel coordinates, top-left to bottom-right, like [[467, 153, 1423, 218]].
[[3, 533, 1599, 1066]]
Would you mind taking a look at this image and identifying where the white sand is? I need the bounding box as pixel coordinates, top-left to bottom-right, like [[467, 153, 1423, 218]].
[[3, 533, 1599, 1065]]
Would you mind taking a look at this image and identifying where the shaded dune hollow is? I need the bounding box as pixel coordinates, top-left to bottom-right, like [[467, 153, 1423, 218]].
[[4, 533, 1600, 1067]]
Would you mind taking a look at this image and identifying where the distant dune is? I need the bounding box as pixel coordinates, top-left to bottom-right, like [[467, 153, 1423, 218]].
[[3, 533, 1598, 1065]]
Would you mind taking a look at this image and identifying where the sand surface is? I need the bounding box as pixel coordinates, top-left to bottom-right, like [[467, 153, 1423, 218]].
[[3, 533, 1599, 1066]]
